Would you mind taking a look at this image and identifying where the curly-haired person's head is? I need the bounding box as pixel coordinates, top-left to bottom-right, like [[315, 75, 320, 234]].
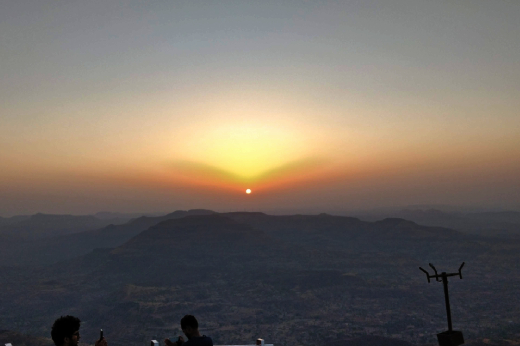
[[51, 315, 81, 346], [181, 315, 198, 330]]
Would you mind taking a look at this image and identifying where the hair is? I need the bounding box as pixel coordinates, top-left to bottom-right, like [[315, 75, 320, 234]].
[[181, 315, 198, 330], [51, 315, 81, 346]]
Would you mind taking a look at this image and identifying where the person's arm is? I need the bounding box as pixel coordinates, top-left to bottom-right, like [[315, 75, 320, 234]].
[[165, 336, 184, 346], [95, 337, 108, 346]]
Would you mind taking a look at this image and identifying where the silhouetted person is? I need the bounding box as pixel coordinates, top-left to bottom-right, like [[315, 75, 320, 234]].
[[51, 315, 107, 346], [165, 315, 213, 346]]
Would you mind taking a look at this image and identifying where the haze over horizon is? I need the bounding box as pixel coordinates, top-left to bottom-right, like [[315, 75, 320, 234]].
[[1, 1, 519, 216]]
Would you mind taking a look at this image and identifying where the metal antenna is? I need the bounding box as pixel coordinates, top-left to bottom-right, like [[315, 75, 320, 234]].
[[429, 263, 441, 281], [419, 262, 466, 346]]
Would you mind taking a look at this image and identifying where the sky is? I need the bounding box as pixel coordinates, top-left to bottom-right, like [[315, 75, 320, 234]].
[[1, 0, 519, 216]]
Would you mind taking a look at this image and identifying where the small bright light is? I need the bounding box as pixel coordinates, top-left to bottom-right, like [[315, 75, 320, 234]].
[[246, 189, 252, 194]]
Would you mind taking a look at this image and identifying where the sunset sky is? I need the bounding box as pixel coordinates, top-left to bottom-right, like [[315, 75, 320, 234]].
[[1, 1, 519, 216]]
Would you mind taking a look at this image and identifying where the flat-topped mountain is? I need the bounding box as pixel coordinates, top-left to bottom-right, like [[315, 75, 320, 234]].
[[114, 214, 266, 254], [224, 213, 458, 238], [82, 215, 301, 286], [126, 209, 216, 230], [111, 214, 276, 269], [222, 213, 460, 254]]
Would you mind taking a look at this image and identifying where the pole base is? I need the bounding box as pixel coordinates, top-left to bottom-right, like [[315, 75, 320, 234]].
[[437, 330, 464, 346]]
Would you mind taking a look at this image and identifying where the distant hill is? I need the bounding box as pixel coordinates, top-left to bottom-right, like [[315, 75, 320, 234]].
[[355, 209, 520, 237], [107, 214, 280, 285], [0, 209, 216, 266], [371, 218, 456, 239], [0, 214, 31, 226], [94, 211, 167, 220], [222, 213, 460, 254], [114, 214, 266, 255], [0, 213, 127, 239]]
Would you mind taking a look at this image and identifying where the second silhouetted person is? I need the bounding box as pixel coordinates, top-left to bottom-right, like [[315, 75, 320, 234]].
[[165, 315, 213, 346]]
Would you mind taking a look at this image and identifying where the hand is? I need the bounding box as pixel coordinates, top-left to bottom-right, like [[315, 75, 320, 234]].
[[165, 336, 184, 346], [165, 339, 175, 346], [95, 337, 108, 346]]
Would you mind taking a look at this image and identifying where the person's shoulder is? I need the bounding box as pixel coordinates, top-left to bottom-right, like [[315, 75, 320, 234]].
[[184, 336, 213, 346], [200, 335, 213, 346], [200, 336, 213, 346]]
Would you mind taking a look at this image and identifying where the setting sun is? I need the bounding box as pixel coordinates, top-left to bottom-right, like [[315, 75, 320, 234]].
[[246, 189, 252, 194]]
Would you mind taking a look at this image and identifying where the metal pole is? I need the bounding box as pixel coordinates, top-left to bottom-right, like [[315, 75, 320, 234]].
[[442, 272, 453, 332]]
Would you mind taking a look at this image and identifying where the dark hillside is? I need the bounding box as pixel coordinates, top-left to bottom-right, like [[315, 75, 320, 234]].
[[223, 213, 462, 259], [0, 209, 216, 266], [0, 213, 122, 239], [356, 209, 520, 238], [1, 212, 519, 346]]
